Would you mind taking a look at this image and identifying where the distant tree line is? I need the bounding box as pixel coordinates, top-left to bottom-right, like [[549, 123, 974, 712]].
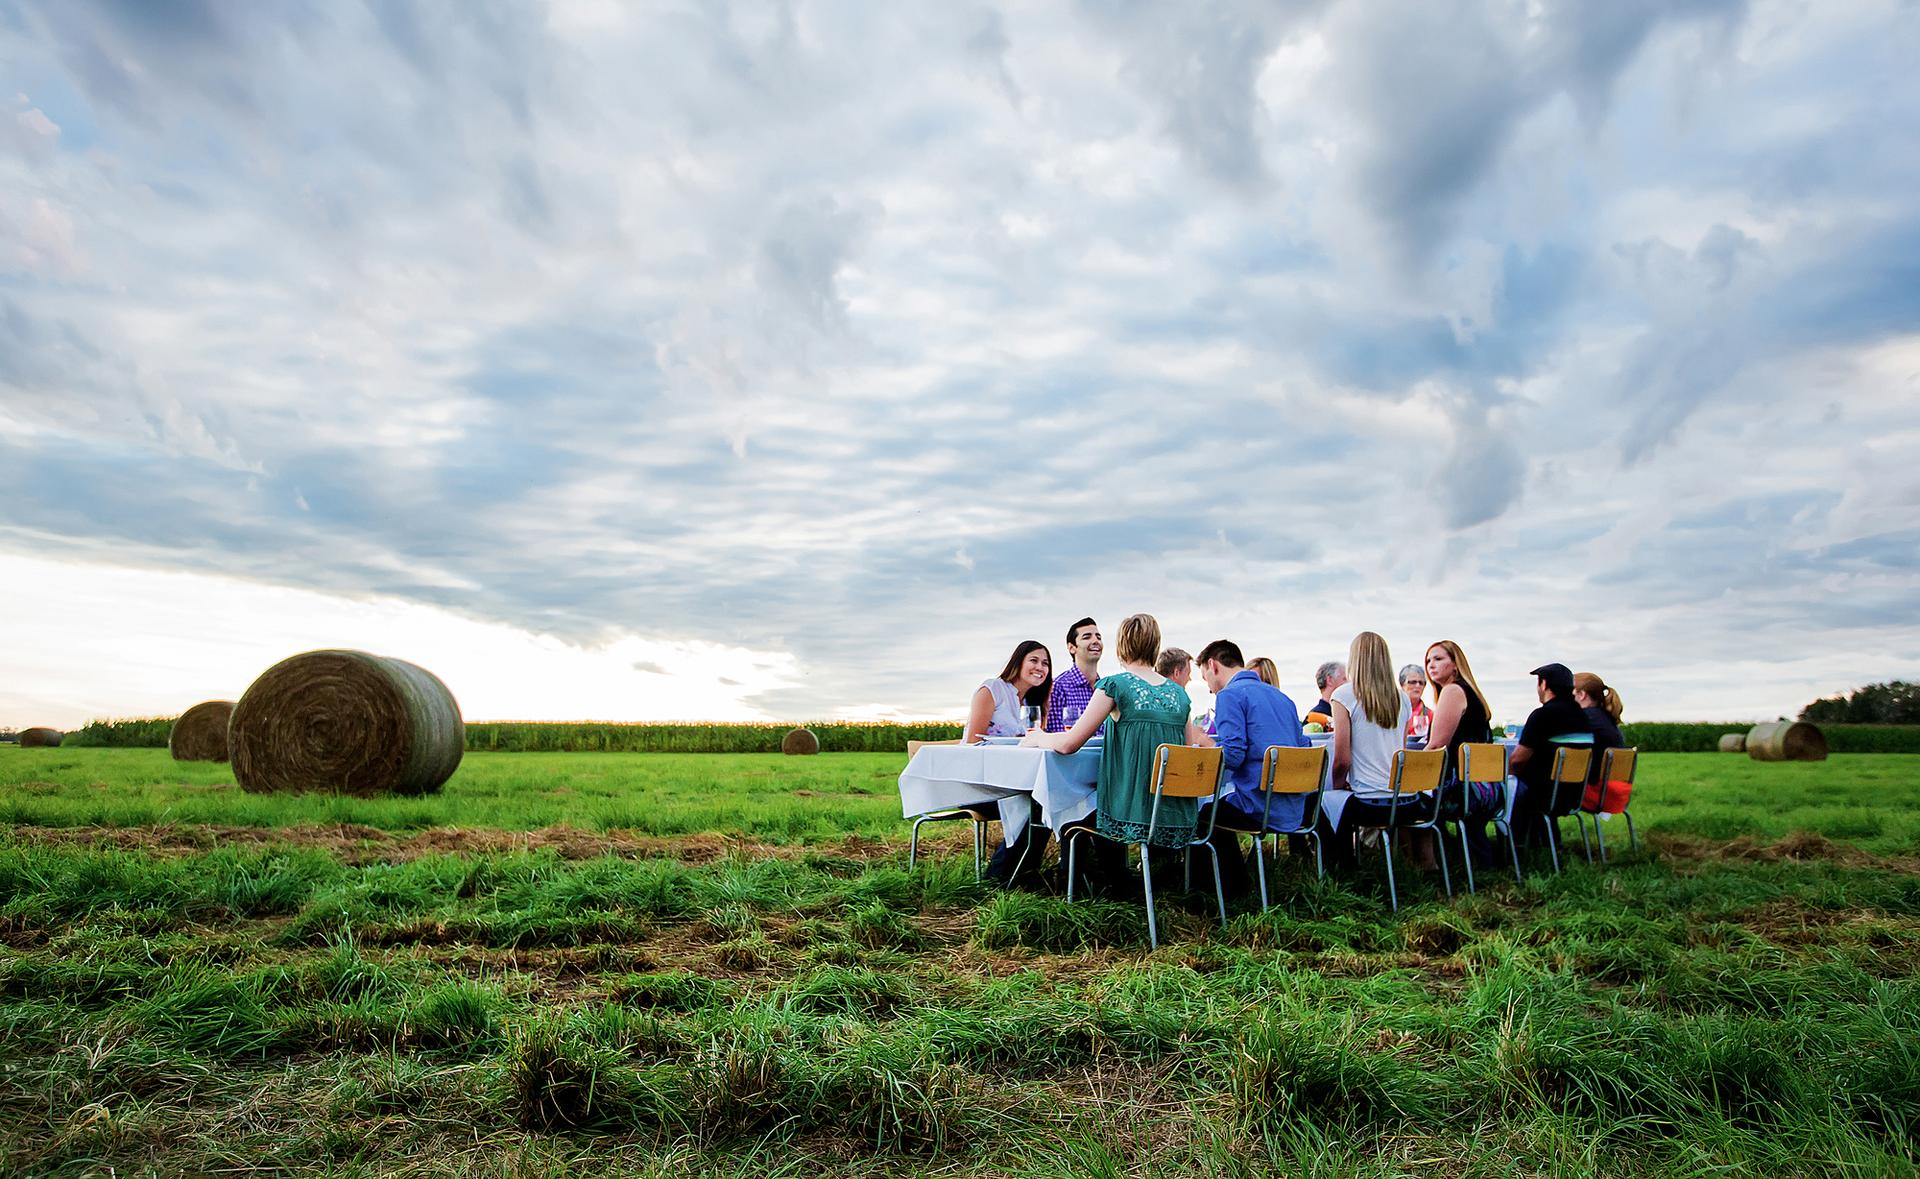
[[1802, 681, 1920, 724]]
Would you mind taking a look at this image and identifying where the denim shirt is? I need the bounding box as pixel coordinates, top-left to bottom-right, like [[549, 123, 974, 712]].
[[1213, 670, 1308, 827]]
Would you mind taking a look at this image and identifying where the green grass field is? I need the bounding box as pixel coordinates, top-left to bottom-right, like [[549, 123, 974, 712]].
[[3, 749, 1918, 1176]]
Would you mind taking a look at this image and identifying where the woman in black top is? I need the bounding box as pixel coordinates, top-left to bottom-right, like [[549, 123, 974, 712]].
[[1573, 671, 1624, 780], [1423, 639, 1492, 770]]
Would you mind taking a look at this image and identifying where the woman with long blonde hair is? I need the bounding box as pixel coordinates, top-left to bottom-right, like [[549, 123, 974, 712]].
[[1326, 631, 1418, 864], [1573, 671, 1624, 781]]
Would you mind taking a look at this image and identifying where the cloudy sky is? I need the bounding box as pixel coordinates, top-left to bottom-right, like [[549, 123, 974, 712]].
[[3, 0, 1918, 730]]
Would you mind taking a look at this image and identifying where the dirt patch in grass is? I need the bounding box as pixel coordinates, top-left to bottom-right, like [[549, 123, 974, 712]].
[[1652, 829, 1920, 873], [6, 822, 911, 866]]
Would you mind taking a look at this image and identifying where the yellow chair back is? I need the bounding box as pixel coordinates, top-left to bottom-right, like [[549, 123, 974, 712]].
[[1601, 747, 1637, 783], [906, 739, 961, 759], [1263, 746, 1327, 793], [1551, 746, 1593, 785], [1457, 743, 1509, 784], [1152, 744, 1224, 798], [1392, 747, 1447, 793]]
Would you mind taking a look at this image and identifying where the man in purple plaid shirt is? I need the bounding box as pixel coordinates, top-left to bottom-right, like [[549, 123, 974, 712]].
[[1045, 617, 1103, 732]]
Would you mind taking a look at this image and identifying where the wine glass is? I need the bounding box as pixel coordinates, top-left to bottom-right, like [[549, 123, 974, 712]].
[[1022, 704, 1042, 732], [1063, 705, 1082, 729]]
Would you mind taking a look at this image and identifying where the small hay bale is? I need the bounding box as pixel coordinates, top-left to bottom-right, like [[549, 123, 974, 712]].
[[169, 700, 235, 762], [781, 727, 820, 756], [230, 649, 463, 795], [18, 727, 62, 748], [1746, 721, 1828, 762], [1718, 733, 1748, 753]]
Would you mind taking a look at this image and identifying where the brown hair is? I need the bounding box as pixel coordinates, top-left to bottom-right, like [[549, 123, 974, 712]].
[[997, 640, 1053, 709], [1425, 640, 1489, 718], [1347, 631, 1402, 728], [1155, 647, 1191, 677], [1250, 657, 1279, 687], [1573, 671, 1623, 722], [1115, 613, 1161, 667]]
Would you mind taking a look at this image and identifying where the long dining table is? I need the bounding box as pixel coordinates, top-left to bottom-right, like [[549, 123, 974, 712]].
[[897, 737, 1104, 847]]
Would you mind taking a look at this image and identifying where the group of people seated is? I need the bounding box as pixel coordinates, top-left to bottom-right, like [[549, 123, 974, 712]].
[[960, 613, 1627, 898]]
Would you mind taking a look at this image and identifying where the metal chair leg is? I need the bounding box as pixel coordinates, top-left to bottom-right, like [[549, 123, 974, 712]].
[[1309, 831, 1324, 880], [909, 816, 926, 869], [1253, 834, 1270, 913], [1625, 808, 1638, 852], [1459, 819, 1476, 895], [1207, 845, 1227, 925], [1382, 828, 1400, 913], [1066, 834, 1079, 902], [1577, 813, 1594, 864], [1183, 847, 1192, 892], [1141, 844, 1160, 950], [1544, 816, 1562, 875], [1498, 819, 1524, 884], [1594, 814, 1608, 864], [973, 820, 986, 880], [1431, 823, 1452, 898]]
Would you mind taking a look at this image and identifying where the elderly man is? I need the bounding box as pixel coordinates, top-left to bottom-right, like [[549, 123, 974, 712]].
[[1155, 647, 1193, 687], [1306, 660, 1347, 719], [1193, 639, 1306, 899]]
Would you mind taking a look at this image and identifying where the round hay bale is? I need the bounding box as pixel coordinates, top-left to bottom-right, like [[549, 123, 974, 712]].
[[781, 727, 820, 756], [1718, 733, 1748, 753], [18, 727, 62, 748], [1746, 721, 1828, 762], [230, 650, 463, 795], [169, 700, 235, 762]]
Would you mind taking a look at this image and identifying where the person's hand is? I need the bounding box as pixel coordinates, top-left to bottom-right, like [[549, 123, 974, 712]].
[[1019, 731, 1047, 749]]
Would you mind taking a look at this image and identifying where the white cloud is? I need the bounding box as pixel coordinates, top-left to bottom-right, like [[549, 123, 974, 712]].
[[1, 0, 1917, 727]]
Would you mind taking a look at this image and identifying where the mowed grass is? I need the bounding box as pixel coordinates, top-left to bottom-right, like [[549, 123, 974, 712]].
[[0, 748, 909, 840], [6, 748, 1920, 855], [2, 749, 1919, 1176]]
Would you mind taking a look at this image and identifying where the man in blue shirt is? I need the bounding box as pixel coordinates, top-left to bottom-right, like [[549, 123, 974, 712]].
[[1195, 639, 1307, 899]]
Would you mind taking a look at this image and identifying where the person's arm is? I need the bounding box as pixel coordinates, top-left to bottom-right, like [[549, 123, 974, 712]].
[[1024, 688, 1114, 753], [1331, 699, 1353, 788], [963, 685, 995, 744], [1426, 684, 1466, 753], [1186, 721, 1216, 747]]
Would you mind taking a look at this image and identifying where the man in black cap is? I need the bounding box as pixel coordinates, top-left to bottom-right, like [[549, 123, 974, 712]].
[[1507, 662, 1595, 845]]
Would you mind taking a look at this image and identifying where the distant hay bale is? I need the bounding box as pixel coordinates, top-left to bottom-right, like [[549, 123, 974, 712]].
[[18, 727, 62, 748], [230, 650, 463, 796], [169, 701, 235, 762], [1718, 733, 1748, 753], [1746, 721, 1828, 762], [781, 727, 820, 756]]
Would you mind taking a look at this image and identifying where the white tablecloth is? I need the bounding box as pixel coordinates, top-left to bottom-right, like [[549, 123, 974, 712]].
[[898, 742, 1103, 846]]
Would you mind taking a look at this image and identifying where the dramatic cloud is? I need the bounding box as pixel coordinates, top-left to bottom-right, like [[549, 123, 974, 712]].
[[3, 0, 1918, 727]]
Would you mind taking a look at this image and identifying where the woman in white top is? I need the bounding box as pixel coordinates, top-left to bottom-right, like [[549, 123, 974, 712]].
[[964, 641, 1053, 743], [1327, 631, 1427, 865]]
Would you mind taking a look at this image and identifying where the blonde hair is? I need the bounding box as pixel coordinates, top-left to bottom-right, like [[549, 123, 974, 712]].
[[1347, 631, 1402, 729], [1573, 671, 1624, 722], [1250, 657, 1279, 687], [1426, 640, 1490, 719], [1115, 613, 1161, 667]]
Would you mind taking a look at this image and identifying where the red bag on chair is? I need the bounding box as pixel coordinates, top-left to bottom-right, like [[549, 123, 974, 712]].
[[1582, 779, 1632, 814]]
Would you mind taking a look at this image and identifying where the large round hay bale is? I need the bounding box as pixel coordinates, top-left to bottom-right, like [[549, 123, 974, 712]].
[[169, 701, 235, 762], [1746, 721, 1827, 762], [18, 727, 62, 748], [1718, 733, 1748, 753], [781, 727, 820, 756], [230, 650, 463, 795]]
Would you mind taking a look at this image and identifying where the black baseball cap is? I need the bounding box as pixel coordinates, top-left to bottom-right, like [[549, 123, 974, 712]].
[[1530, 663, 1574, 694]]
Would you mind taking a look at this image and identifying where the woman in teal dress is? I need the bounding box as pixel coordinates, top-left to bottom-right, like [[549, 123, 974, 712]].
[[1025, 613, 1213, 887]]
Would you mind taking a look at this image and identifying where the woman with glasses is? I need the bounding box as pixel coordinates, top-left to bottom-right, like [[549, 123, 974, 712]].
[[1399, 664, 1431, 747]]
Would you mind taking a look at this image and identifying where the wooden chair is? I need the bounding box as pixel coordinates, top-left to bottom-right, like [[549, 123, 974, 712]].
[[1575, 747, 1639, 864], [1371, 748, 1447, 912], [1456, 742, 1524, 889], [1139, 743, 1227, 949], [904, 740, 997, 879], [1210, 745, 1329, 912], [1537, 745, 1594, 875]]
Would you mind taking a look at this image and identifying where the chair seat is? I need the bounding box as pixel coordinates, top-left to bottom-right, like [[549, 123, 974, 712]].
[[1058, 816, 1098, 837]]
